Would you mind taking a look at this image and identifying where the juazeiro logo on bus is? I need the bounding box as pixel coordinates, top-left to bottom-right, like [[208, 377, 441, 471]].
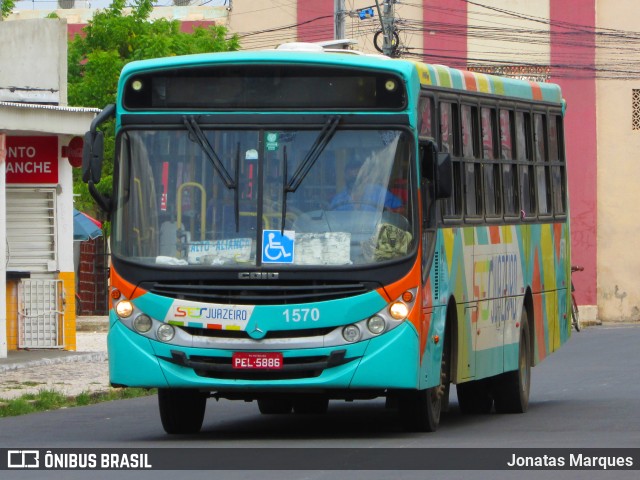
[[173, 306, 252, 321]]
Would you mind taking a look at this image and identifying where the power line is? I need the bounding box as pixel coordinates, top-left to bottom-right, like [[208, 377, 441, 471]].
[[226, 0, 640, 78]]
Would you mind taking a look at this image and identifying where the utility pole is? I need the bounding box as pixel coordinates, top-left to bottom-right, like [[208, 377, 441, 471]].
[[374, 0, 397, 57], [334, 0, 346, 40]]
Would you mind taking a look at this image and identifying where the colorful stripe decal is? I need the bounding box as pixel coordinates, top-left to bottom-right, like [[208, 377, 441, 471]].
[[530, 81, 543, 101], [434, 65, 452, 88], [415, 62, 562, 104], [462, 70, 477, 91]]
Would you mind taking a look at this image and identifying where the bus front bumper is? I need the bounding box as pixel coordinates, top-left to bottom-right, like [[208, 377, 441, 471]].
[[108, 320, 421, 392]]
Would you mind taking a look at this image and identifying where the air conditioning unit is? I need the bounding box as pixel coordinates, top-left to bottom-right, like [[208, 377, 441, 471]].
[[58, 0, 75, 8], [174, 0, 194, 5]]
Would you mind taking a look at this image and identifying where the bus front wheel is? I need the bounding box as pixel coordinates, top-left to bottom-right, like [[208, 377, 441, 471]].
[[158, 388, 207, 434], [398, 354, 448, 431], [398, 386, 442, 432]]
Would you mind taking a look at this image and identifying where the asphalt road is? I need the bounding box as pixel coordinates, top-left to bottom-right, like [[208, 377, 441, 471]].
[[1, 323, 638, 480]]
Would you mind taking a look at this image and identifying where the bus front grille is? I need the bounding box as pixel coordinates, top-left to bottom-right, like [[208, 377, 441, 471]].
[[179, 326, 335, 340]]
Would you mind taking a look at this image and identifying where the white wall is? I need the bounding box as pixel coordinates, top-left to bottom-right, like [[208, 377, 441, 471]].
[[597, 0, 640, 321], [467, 0, 550, 67], [0, 18, 67, 105], [57, 135, 76, 275]]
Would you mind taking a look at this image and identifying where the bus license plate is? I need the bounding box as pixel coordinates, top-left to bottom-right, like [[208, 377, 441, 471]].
[[232, 352, 283, 370]]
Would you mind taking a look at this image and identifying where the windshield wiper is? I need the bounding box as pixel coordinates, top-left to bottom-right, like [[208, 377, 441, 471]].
[[183, 115, 235, 189], [280, 146, 289, 234], [280, 116, 340, 233], [234, 142, 241, 232], [184, 116, 241, 232], [285, 115, 340, 192]]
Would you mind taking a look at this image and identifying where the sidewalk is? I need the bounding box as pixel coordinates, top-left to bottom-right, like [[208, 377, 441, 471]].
[[0, 316, 110, 400]]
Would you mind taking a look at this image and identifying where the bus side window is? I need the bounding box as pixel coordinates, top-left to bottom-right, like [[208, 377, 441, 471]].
[[549, 114, 567, 215], [461, 104, 477, 159], [482, 107, 501, 218], [516, 111, 535, 218], [440, 101, 462, 218], [534, 113, 552, 216], [419, 96, 434, 138], [440, 102, 455, 153], [462, 104, 482, 218], [500, 109, 519, 217]]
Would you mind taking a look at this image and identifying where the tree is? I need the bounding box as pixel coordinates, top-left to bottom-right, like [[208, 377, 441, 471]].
[[68, 0, 240, 212], [1, 0, 16, 19]]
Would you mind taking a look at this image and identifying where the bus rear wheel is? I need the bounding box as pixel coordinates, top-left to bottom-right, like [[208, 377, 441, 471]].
[[493, 310, 531, 413], [158, 388, 207, 434]]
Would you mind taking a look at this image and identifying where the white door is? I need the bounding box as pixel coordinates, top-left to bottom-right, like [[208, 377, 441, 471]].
[[18, 279, 64, 348], [7, 188, 64, 348], [6, 188, 57, 272]]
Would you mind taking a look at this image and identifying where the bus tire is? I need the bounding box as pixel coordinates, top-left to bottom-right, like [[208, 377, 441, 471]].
[[398, 345, 448, 431], [493, 310, 531, 413], [398, 386, 442, 432], [158, 388, 207, 434], [456, 379, 493, 414], [257, 398, 293, 414]]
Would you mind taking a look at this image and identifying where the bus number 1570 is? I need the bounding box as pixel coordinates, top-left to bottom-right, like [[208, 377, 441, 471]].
[[282, 308, 320, 323]]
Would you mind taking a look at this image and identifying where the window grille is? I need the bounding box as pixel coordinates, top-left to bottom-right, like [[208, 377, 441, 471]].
[[633, 89, 640, 130]]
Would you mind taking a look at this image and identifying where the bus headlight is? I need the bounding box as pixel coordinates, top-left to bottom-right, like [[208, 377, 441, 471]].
[[133, 314, 152, 333], [342, 325, 361, 343], [331, 288, 416, 347], [115, 300, 134, 318], [389, 301, 409, 320], [367, 315, 386, 334], [156, 324, 176, 342]]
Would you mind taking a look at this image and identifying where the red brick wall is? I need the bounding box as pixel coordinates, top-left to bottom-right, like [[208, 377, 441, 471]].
[[77, 237, 109, 315]]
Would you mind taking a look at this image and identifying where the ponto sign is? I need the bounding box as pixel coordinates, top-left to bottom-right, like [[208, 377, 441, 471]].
[[6, 136, 58, 184]]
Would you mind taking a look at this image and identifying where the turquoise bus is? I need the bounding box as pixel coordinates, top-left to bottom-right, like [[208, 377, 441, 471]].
[[83, 44, 571, 433]]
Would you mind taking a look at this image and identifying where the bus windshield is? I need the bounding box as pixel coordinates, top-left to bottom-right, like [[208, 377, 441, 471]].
[[112, 126, 416, 268]]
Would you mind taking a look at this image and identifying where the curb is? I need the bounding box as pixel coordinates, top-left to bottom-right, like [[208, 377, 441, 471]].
[[0, 352, 108, 374], [76, 317, 110, 333]]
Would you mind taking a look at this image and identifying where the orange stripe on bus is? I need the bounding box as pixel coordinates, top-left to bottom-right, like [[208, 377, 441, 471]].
[[489, 225, 501, 244], [530, 81, 543, 100], [462, 70, 478, 91], [111, 267, 147, 300], [554, 223, 563, 261]]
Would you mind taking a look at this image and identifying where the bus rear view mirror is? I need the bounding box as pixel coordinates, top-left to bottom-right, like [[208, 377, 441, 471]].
[[82, 104, 115, 185], [420, 142, 452, 199], [435, 152, 452, 199], [82, 130, 104, 185], [82, 104, 115, 213]]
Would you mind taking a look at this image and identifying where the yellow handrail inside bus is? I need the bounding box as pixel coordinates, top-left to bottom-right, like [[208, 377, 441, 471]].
[[240, 211, 271, 230], [133, 177, 156, 253], [177, 182, 206, 241]]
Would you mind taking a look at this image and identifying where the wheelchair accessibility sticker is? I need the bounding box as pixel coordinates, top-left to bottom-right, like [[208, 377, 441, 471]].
[[262, 230, 295, 264]]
